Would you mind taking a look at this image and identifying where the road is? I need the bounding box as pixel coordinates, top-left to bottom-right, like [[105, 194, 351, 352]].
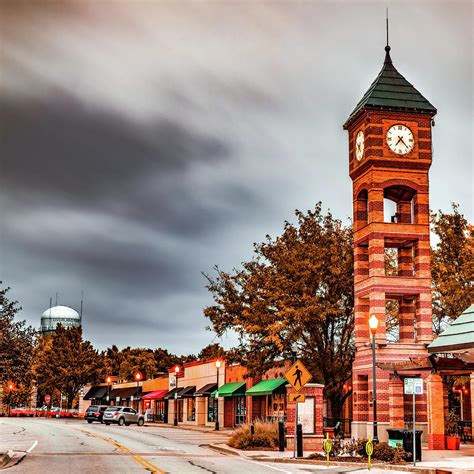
[[0, 418, 413, 473]]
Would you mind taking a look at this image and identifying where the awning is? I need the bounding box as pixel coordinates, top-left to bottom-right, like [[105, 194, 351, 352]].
[[246, 378, 287, 396], [83, 385, 108, 400], [194, 383, 217, 397], [142, 390, 168, 400], [211, 382, 246, 398], [111, 386, 142, 400], [163, 387, 182, 400], [177, 386, 195, 398]]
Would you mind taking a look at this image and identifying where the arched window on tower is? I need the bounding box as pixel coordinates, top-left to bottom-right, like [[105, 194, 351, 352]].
[[383, 185, 417, 224]]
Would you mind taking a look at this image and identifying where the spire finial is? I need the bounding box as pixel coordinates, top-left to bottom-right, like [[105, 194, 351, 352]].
[[384, 8, 392, 63]]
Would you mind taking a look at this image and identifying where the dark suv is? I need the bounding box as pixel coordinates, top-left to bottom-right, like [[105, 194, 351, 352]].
[[85, 405, 108, 423]]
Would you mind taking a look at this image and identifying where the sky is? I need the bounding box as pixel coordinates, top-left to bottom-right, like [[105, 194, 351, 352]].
[[0, 0, 472, 355]]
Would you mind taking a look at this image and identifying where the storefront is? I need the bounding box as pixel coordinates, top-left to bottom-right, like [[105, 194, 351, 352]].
[[194, 383, 217, 425], [142, 390, 168, 422], [83, 385, 109, 405], [211, 382, 246, 427], [246, 378, 287, 422]]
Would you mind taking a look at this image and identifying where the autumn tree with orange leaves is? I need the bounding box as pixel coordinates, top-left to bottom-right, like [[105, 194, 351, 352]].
[[204, 203, 354, 420]]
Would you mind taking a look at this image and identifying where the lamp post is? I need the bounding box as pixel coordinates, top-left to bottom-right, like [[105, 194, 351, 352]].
[[134, 372, 142, 412], [291, 342, 298, 459], [7, 382, 14, 417], [174, 365, 180, 426], [106, 376, 112, 405], [215, 360, 221, 431], [369, 314, 379, 444]]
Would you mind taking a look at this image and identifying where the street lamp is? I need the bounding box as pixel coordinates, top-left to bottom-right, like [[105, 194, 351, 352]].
[[134, 372, 142, 412], [369, 314, 379, 444], [174, 365, 180, 426], [106, 376, 112, 405], [7, 382, 15, 417], [215, 360, 221, 431]]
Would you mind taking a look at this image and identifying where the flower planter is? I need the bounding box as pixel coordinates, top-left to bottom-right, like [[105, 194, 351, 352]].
[[445, 435, 460, 450]]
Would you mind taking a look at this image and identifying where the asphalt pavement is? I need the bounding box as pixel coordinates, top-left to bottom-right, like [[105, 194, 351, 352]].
[[0, 418, 417, 473]]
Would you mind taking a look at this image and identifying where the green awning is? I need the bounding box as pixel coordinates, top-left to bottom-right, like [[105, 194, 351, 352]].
[[211, 382, 246, 398], [428, 305, 474, 353], [246, 378, 287, 396]]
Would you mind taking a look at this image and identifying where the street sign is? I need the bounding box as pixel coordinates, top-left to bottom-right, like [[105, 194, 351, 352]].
[[404, 378, 423, 395], [45, 395, 51, 403], [289, 393, 306, 403], [284, 359, 312, 392]]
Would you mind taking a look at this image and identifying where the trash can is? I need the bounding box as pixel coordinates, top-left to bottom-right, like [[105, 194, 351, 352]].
[[387, 428, 404, 449], [402, 430, 423, 462]]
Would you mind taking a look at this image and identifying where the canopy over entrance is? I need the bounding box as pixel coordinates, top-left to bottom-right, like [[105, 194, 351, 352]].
[[246, 378, 287, 396]]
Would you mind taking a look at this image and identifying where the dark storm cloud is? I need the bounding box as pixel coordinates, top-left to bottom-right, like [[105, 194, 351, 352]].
[[0, 0, 471, 354]]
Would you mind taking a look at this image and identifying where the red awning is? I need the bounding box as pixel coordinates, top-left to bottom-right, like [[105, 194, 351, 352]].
[[142, 389, 168, 400]]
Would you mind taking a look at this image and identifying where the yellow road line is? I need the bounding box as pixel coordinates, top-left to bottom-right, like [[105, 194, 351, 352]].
[[76, 428, 166, 473]]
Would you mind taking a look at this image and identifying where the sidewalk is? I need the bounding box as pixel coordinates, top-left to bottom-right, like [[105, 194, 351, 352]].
[[209, 442, 474, 473], [143, 422, 234, 435]]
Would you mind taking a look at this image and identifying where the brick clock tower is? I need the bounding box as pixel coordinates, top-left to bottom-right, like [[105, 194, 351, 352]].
[[343, 44, 437, 441]]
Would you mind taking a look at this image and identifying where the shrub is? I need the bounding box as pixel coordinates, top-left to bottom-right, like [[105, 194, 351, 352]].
[[228, 420, 279, 450], [319, 438, 408, 463]]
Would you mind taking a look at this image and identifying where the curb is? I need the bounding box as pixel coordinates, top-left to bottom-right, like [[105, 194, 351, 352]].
[[143, 424, 233, 435], [251, 457, 437, 473], [207, 444, 247, 457], [207, 445, 438, 474]]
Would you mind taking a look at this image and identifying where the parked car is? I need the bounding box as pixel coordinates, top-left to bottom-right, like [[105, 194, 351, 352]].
[[103, 406, 145, 426], [85, 405, 108, 423]]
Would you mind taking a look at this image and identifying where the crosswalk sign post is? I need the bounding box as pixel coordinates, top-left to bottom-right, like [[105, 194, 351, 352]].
[[284, 360, 312, 392], [284, 359, 312, 458]]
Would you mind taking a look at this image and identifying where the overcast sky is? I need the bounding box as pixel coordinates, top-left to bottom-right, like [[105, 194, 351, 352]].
[[1, 0, 472, 355]]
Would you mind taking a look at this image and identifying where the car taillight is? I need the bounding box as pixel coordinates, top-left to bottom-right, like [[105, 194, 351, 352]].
[[113, 412, 119, 418], [94, 413, 100, 417]]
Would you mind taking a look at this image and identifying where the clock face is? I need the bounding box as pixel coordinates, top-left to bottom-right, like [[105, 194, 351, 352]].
[[386, 124, 414, 155], [355, 130, 364, 161]]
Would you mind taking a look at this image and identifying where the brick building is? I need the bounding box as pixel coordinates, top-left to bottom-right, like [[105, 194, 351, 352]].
[[343, 43, 436, 442]]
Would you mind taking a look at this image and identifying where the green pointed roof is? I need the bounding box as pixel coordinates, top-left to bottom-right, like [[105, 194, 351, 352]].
[[344, 46, 436, 129]]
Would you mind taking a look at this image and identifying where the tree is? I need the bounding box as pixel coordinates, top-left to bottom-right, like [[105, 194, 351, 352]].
[[431, 204, 473, 334], [0, 285, 36, 406], [197, 343, 226, 361], [204, 204, 354, 419], [33, 325, 100, 408], [117, 348, 158, 381]]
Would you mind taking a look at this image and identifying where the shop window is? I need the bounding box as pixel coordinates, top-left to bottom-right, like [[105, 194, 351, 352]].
[[207, 398, 217, 422], [187, 398, 195, 421], [235, 396, 246, 425]]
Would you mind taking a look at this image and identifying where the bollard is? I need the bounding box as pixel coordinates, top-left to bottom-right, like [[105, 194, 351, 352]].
[[323, 432, 332, 467], [366, 436, 373, 470], [278, 421, 285, 452], [250, 424, 255, 436], [296, 423, 303, 458]]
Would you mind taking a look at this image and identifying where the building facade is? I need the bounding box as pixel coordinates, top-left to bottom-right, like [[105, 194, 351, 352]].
[[344, 43, 436, 442]]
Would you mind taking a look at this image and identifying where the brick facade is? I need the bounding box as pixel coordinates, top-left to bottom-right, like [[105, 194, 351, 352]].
[[346, 79, 436, 441]]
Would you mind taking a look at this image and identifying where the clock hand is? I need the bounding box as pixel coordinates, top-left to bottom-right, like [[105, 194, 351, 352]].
[[395, 136, 404, 146], [399, 137, 408, 148]]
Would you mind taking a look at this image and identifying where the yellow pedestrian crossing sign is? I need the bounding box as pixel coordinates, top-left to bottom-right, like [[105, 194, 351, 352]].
[[284, 359, 312, 392], [289, 393, 306, 403]]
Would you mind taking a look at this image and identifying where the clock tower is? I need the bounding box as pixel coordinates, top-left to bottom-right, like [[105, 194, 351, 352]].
[[344, 44, 436, 441]]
